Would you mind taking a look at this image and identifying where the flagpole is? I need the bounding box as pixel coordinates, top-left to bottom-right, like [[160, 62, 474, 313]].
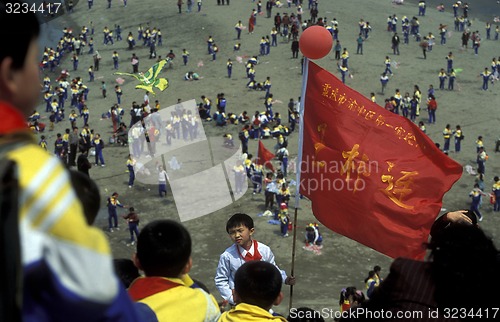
[[289, 57, 309, 312]]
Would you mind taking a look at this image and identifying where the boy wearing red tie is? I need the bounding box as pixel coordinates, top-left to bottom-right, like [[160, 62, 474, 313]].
[[214, 213, 295, 305]]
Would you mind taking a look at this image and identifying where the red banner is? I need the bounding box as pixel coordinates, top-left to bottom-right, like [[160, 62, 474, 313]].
[[256, 140, 275, 171], [300, 61, 462, 259]]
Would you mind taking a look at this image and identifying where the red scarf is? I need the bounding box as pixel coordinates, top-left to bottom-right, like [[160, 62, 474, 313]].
[[128, 277, 181, 301], [0, 101, 28, 135], [238, 240, 262, 262]]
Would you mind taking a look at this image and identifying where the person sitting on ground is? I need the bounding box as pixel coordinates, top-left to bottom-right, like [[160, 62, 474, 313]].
[[218, 261, 288, 321], [128, 220, 221, 321], [114, 122, 128, 146]]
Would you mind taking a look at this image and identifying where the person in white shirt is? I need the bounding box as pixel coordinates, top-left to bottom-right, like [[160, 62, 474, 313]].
[[157, 164, 169, 197], [214, 213, 295, 305]]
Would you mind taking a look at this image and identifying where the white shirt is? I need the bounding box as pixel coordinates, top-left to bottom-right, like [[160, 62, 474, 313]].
[[214, 241, 287, 304], [158, 169, 169, 183]]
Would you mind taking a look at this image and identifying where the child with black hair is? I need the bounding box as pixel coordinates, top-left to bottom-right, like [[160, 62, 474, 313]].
[[364, 270, 377, 299], [305, 223, 322, 246], [218, 261, 287, 321], [215, 213, 295, 305], [339, 286, 358, 313], [122, 207, 140, 246], [129, 220, 220, 321], [113, 258, 140, 289], [39, 135, 48, 150], [223, 133, 234, 147]]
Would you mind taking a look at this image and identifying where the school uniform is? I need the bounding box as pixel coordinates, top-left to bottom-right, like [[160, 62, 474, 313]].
[[107, 196, 123, 230], [215, 240, 287, 305], [128, 275, 220, 322]]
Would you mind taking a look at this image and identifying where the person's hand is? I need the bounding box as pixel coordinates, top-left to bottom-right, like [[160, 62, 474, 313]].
[[446, 210, 472, 225], [285, 276, 296, 285]]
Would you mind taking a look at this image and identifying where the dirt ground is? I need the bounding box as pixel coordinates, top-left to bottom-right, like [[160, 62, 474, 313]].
[[37, 0, 500, 319]]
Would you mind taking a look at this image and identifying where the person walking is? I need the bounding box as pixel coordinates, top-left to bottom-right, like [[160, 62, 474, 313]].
[[380, 72, 389, 94]]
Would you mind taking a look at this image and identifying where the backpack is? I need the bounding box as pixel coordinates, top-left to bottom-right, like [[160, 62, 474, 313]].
[[238, 131, 246, 141]]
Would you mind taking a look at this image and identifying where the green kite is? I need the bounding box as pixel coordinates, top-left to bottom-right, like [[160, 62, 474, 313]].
[[115, 60, 169, 95]]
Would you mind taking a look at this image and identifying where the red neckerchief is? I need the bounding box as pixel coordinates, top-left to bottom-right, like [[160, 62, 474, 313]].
[[237, 240, 262, 262], [0, 101, 29, 135], [128, 277, 181, 301]]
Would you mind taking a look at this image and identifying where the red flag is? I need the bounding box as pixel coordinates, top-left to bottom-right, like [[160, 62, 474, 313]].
[[256, 140, 275, 171], [299, 61, 462, 259]]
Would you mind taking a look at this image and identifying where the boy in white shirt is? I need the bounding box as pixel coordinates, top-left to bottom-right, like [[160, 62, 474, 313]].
[[214, 213, 295, 305]]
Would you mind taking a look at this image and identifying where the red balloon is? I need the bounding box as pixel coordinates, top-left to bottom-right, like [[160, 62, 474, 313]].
[[299, 26, 333, 59]]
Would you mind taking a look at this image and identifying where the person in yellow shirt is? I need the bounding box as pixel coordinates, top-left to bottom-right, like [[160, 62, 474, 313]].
[[182, 48, 189, 65], [476, 136, 484, 153], [341, 48, 349, 68], [235, 20, 243, 39], [442, 124, 452, 154], [218, 261, 287, 322], [129, 220, 220, 321]]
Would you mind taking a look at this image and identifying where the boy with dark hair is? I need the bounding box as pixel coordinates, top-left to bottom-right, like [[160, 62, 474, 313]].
[[123, 207, 140, 246], [218, 261, 287, 321], [215, 213, 295, 305], [0, 2, 141, 321], [129, 220, 220, 321]]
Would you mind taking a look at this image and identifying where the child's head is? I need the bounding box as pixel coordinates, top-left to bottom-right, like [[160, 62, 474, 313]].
[[0, 2, 40, 117], [114, 258, 140, 289], [339, 286, 357, 305], [226, 213, 255, 247], [234, 261, 283, 310], [364, 270, 376, 283], [226, 213, 254, 233], [135, 220, 192, 278]]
